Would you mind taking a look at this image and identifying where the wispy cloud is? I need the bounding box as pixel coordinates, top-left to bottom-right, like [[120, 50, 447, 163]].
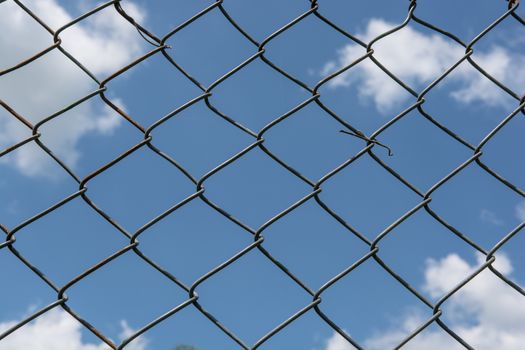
[[0, 309, 147, 350], [0, 0, 145, 177], [325, 253, 525, 350], [515, 201, 525, 222], [479, 209, 503, 226], [321, 19, 525, 113]]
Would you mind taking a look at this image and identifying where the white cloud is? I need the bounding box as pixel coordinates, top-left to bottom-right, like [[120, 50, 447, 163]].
[[325, 331, 354, 350], [322, 19, 525, 113], [0, 0, 145, 177], [516, 201, 525, 222], [479, 209, 503, 226], [118, 320, 149, 350], [325, 252, 525, 350], [0, 308, 147, 350]]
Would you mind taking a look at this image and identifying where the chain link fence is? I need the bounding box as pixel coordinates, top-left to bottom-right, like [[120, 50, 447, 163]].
[[1, 0, 524, 349]]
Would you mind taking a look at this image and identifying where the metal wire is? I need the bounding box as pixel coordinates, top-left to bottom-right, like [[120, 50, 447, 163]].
[[1, 0, 524, 349]]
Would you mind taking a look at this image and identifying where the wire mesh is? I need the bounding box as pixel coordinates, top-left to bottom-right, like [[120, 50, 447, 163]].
[[1, 0, 524, 349]]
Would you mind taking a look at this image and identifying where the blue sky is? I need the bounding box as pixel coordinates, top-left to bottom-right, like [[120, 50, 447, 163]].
[[1, 0, 525, 349]]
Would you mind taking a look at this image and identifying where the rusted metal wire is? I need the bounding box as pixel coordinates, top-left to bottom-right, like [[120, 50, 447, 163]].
[[1, 0, 524, 349]]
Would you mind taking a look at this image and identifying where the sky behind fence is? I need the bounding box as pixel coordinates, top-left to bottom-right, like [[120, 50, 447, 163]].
[[1, 0, 525, 349]]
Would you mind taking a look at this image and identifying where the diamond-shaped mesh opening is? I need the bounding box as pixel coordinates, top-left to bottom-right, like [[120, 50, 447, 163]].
[[433, 259, 525, 349], [36, 97, 142, 177], [377, 210, 479, 294], [203, 148, 311, 228], [430, 164, 524, 249], [11, 198, 127, 286], [367, 22, 466, 86], [263, 13, 357, 86], [0, 250, 57, 321], [209, 59, 310, 131], [0, 1, 54, 70], [320, 258, 430, 345], [320, 155, 422, 238], [164, 8, 255, 86], [138, 199, 253, 283], [261, 200, 368, 288], [103, 53, 204, 128], [376, 109, 473, 190], [64, 252, 189, 340], [0, 50, 98, 123], [150, 100, 255, 178], [0, 144, 79, 227], [194, 250, 312, 345], [421, 62, 518, 144], [263, 102, 366, 180], [85, 147, 196, 231], [58, 4, 149, 76]]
